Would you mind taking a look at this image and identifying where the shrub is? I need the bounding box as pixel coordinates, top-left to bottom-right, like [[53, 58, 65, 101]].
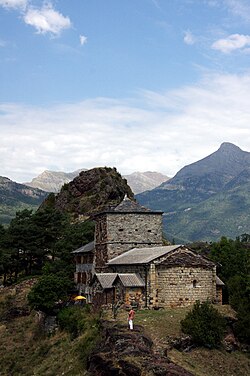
[[234, 300, 250, 344], [28, 274, 73, 314], [57, 306, 86, 339], [181, 300, 226, 348]]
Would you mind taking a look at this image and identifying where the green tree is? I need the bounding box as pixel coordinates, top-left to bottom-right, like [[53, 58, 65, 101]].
[[181, 301, 226, 348], [2, 208, 69, 281], [209, 235, 250, 344], [53, 220, 94, 263], [28, 274, 73, 313]]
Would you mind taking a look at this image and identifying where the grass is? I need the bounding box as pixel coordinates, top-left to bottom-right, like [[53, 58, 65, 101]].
[[1, 280, 249, 376], [111, 305, 250, 376], [0, 284, 100, 376]]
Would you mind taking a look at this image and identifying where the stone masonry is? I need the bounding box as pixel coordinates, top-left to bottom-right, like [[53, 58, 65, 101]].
[[94, 210, 162, 270]]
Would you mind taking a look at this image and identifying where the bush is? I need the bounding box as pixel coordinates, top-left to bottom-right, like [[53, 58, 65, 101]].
[[28, 274, 73, 314], [181, 301, 226, 348], [57, 306, 86, 339], [234, 301, 250, 344], [58, 305, 100, 342]]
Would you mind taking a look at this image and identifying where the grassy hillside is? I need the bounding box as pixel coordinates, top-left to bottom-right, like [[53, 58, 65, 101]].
[[112, 307, 250, 376], [0, 177, 48, 225], [0, 281, 100, 376], [1, 281, 249, 376], [136, 143, 250, 243], [162, 181, 250, 243]]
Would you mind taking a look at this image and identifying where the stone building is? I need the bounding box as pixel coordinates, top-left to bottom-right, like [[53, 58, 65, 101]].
[[73, 195, 162, 298], [90, 273, 145, 310], [94, 195, 163, 270], [108, 245, 217, 308], [73, 196, 223, 307]]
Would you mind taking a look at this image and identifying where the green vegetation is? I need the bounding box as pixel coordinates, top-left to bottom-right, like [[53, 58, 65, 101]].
[[209, 235, 250, 344], [0, 207, 94, 286], [58, 305, 99, 341], [28, 274, 74, 313], [0, 176, 48, 225], [112, 306, 250, 376], [0, 285, 100, 376], [181, 301, 226, 348]]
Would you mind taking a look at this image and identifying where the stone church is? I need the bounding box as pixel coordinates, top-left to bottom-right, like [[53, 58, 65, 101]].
[[73, 196, 223, 308]]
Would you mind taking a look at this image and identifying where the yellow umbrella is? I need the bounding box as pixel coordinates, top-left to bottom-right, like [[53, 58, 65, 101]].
[[74, 295, 86, 301]]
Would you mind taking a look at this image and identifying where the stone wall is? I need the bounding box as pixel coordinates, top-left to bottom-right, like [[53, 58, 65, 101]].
[[94, 212, 163, 265], [109, 264, 150, 307], [106, 213, 162, 248], [155, 265, 216, 308], [114, 279, 144, 308]]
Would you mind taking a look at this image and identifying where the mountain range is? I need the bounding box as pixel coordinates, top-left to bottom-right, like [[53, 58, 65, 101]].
[[0, 169, 167, 225], [136, 142, 250, 243], [24, 169, 86, 193], [1, 142, 249, 242], [24, 170, 169, 194]]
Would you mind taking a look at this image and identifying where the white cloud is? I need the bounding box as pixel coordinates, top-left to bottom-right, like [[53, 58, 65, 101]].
[[184, 30, 196, 45], [0, 73, 250, 182], [0, 0, 28, 9], [224, 0, 250, 23], [212, 33, 250, 53], [24, 2, 71, 35], [79, 35, 87, 46]]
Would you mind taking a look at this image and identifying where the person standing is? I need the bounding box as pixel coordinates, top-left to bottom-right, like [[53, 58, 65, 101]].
[[128, 308, 135, 330]]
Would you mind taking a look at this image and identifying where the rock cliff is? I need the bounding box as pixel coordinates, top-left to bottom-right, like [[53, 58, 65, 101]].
[[40, 167, 134, 218]]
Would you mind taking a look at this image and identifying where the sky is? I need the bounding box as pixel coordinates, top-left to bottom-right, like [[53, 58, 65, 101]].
[[0, 0, 250, 183]]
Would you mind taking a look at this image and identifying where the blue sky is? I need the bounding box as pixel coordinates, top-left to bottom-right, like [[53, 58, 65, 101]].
[[0, 0, 250, 182]]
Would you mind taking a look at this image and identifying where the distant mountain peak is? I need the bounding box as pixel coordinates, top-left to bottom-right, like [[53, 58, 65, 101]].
[[218, 142, 242, 153], [124, 171, 169, 194], [136, 143, 250, 242]]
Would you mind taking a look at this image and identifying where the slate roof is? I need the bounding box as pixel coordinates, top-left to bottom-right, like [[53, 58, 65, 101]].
[[94, 273, 145, 289], [216, 276, 225, 286], [113, 195, 152, 213], [96, 195, 163, 215], [72, 241, 95, 254], [115, 273, 145, 287], [94, 273, 117, 289], [108, 245, 182, 265]]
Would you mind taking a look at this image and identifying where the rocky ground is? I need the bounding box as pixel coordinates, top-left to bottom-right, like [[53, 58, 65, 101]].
[[87, 320, 194, 376]]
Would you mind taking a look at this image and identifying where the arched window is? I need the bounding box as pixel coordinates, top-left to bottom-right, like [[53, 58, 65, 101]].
[[193, 280, 197, 288]]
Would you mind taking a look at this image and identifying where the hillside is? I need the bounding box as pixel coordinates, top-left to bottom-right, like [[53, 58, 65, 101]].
[[40, 167, 134, 219], [0, 177, 48, 225], [137, 143, 250, 242], [1, 280, 249, 376]]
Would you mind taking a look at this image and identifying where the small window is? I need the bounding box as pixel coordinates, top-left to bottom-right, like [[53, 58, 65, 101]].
[[193, 280, 197, 288], [119, 229, 124, 232], [148, 229, 152, 233]]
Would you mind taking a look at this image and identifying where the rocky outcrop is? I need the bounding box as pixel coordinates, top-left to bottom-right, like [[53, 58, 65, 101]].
[[40, 167, 134, 218], [87, 321, 194, 376]]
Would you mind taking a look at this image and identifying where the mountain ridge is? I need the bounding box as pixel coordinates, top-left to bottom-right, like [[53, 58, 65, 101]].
[[0, 176, 48, 224], [25, 169, 169, 194], [136, 143, 250, 242]]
